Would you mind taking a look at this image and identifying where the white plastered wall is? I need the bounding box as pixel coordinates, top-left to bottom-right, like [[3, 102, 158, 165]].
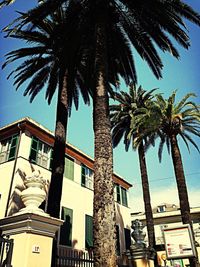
[[0, 130, 132, 253]]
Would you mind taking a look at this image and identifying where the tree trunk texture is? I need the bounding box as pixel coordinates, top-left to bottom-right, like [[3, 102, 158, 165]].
[[93, 6, 117, 267], [138, 143, 156, 249], [47, 70, 68, 218], [170, 135, 191, 224], [170, 135, 198, 267]]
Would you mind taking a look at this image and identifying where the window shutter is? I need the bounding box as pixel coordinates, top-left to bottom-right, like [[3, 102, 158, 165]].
[[115, 225, 120, 255], [124, 228, 131, 250], [0, 140, 8, 163], [49, 149, 53, 170], [29, 136, 39, 162], [116, 184, 121, 203], [60, 207, 73, 246], [64, 157, 74, 180], [85, 215, 93, 248], [8, 135, 19, 160], [121, 187, 128, 206], [81, 165, 86, 186]]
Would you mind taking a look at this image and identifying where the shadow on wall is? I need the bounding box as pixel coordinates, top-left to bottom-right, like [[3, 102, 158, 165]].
[[7, 164, 49, 216], [115, 203, 131, 266], [7, 168, 26, 216]]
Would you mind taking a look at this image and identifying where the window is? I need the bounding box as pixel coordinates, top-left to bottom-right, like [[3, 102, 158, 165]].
[[121, 187, 128, 206], [81, 165, 93, 189], [0, 134, 18, 163], [115, 184, 121, 203], [85, 215, 93, 249], [115, 225, 120, 255], [64, 156, 74, 180], [114, 184, 128, 207], [124, 228, 131, 250], [29, 136, 52, 169], [157, 205, 166, 213], [60, 207, 73, 246]]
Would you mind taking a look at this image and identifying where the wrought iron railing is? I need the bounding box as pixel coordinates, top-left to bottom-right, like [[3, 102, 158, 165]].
[[0, 236, 14, 267], [56, 246, 94, 267]]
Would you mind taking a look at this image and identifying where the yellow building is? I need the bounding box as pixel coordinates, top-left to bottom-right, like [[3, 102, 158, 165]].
[[0, 117, 132, 260]]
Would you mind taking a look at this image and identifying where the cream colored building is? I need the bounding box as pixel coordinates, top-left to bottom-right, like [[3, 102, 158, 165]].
[[131, 203, 200, 266], [0, 117, 132, 258]]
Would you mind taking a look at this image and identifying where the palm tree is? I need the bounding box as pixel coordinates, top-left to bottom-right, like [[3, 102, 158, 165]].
[[110, 84, 158, 250], [3, 2, 200, 267], [155, 92, 200, 221], [2, 6, 92, 218], [2, 4, 138, 266], [154, 91, 200, 266], [77, 3, 200, 266], [0, 0, 15, 8]]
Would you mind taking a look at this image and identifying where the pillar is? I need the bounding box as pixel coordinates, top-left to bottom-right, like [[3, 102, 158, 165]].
[[0, 212, 63, 267]]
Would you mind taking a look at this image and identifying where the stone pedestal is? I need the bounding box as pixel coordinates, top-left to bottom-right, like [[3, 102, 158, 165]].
[[0, 213, 63, 267], [125, 219, 156, 267], [126, 245, 156, 267]]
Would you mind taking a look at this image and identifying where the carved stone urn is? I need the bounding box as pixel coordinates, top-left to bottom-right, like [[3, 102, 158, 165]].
[[18, 170, 49, 216]]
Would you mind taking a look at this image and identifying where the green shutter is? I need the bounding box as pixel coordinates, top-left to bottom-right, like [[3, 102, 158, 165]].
[[29, 136, 39, 162], [116, 184, 121, 203], [121, 187, 128, 206], [64, 156, 74, 180], [8, 135, 19, 160], [60, 207, 73, 246], [81, 165, 86, 186], [85, 215, 93, 248], [49, 149, 53, 170]]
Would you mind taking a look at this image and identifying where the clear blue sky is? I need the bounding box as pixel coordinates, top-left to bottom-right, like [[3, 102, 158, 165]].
[[0, 0, 200, 212]]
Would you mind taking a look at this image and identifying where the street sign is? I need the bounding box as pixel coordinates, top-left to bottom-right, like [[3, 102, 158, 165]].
[[163, 225, 196, 259]]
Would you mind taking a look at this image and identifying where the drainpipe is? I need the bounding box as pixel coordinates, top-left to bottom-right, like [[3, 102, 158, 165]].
[[4, 123, 23, 217]]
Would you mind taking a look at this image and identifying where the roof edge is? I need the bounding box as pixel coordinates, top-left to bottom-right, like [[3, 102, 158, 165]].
[[0, 117, 132, 188]]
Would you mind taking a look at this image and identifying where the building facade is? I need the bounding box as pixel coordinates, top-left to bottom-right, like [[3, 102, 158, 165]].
[[131, 203, 200, 266], [0, 117, 132, 258]]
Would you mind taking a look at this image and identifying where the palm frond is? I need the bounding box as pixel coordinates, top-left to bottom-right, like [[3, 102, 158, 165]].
[[158, 136, 166, 162], [180, 132, 200, 153], [175, 93, 196, 113]]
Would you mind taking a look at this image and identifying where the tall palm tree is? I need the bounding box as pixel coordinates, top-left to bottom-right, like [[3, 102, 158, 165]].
[[2, 4, 138, 267], [110, 84, 158, 250], [3, 1, 200, 267], [155, 91, 200, 224], [153, 91, 200, 266], [2, 6, 92, 218], [75, 2, 200, 266]]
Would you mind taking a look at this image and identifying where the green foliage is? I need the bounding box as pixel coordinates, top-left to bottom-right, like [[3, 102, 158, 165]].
[[110, 83, 158, 151], [155, 91, 200, 161], [3, 0, 200, 87], [2, 6, 92, 113], [0, 0, 15, 9]]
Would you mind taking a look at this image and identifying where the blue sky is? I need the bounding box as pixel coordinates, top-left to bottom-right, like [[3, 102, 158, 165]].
[[0, 0, 200, 212]]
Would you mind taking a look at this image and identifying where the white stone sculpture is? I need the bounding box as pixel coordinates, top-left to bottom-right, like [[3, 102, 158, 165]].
[[17, 170, 49, 216]]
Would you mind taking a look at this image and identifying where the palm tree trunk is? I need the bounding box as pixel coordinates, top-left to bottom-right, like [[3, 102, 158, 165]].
[[93, 6, 117, 267], [47, 70, 68, 218], [170, 135, 191, 224], [138, 142, 156, 249], [170, 135, 198, 267]]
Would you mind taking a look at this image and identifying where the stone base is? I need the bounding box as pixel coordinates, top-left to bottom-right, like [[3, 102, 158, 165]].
[[14, 206, 49, 217], [0, 212, 63, 267], [126, 245, 156, 267], [0, 212, 62, 238]]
